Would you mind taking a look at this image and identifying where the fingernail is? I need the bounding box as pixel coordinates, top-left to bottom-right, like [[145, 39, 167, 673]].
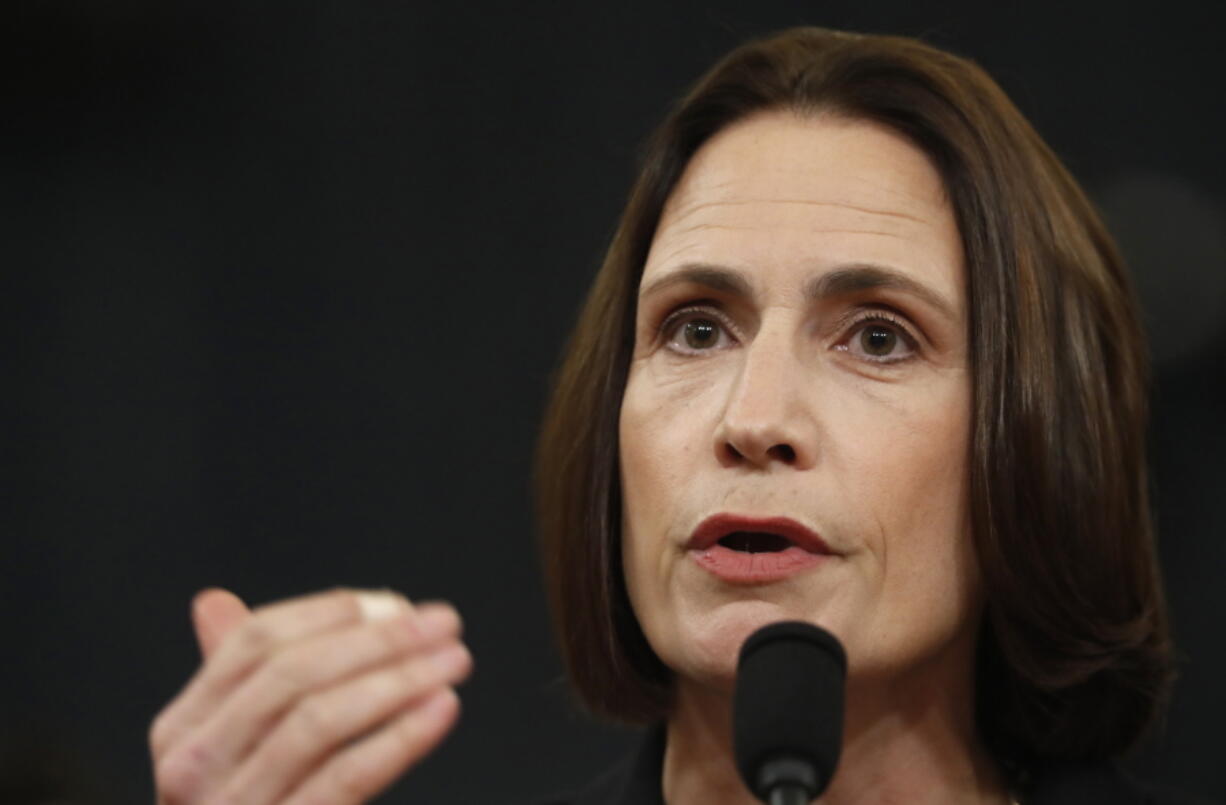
[[357, 591, 412, 622]]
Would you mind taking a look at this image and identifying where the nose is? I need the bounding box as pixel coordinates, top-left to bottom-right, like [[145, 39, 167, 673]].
[[713, 331, 819, 471]]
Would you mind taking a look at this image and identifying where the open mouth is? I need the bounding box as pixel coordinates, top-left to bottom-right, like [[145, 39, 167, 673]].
[[687, 513, 835, 557], [717, 531, 794, 553], [689, 516, 832, 583]]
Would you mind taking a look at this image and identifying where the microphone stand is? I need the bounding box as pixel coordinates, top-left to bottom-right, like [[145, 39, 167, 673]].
[[768, 782, 813, 805], [758, 757, 818, 805]]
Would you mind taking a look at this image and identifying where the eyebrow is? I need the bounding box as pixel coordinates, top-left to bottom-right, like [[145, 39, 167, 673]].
[[639, 262, 958, 321], [638, 264, 754, 300], [806, 264, 958, 321]]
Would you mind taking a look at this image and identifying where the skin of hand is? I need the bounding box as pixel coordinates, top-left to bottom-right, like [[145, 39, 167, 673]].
[[149, 587, 472, 805]]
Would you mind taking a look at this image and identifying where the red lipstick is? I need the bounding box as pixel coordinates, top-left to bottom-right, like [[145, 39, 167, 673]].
[[686, 513, 834, 584]]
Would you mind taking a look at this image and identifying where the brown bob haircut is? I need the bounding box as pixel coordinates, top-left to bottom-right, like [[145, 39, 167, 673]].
[[535, 26, 1173, 773]]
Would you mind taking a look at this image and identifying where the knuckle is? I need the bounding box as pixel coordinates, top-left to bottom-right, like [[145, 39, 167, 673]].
[[292, 694, 340, 743], [263, 646, 315, 699], [236, 616, 276, 655], [374, 616, 413, 652], [154, 740, 211, 803], [148, 711, 175, 758]]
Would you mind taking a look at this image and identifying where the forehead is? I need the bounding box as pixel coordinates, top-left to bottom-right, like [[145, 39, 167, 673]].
[[644, 111, 963, 302]]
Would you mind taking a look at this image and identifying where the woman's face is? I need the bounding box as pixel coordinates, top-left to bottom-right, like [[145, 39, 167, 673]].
[[619, 111, 977, 694]]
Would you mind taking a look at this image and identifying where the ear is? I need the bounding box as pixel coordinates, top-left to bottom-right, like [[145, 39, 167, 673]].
[[190, 588, 251, 660]]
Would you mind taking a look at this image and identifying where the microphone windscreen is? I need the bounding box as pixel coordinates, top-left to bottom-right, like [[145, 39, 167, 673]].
[[733, 620, 847, 800]]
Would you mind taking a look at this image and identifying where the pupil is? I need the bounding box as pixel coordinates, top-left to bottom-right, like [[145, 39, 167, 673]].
[[684, 319, 718, 348], [862, 326, 895, 355]]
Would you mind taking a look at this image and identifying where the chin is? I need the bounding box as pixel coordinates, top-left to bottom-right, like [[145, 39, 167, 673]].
[[670, 597, 809, 689]]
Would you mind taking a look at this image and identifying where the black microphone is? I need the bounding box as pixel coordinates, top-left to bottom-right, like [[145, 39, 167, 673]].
[[733, 621, 847, 805]]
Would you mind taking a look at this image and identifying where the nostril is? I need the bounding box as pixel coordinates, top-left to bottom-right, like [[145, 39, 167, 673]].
[[767, 444, 796, 463]]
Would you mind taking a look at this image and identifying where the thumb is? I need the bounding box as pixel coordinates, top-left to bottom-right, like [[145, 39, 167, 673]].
[[190, 588, 251, 660]]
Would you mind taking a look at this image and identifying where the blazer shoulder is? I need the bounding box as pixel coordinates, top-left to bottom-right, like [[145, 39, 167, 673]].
[[1139, 779, 1223, 805], [1029, 760, 1221, 805]]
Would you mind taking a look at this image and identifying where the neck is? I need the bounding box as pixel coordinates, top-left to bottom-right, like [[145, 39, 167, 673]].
[[662, 652, 1011, 805]]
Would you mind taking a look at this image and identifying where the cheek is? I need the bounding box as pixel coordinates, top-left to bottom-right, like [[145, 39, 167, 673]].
[[856, 422, 969, 543], [618, 360, 730, 627], [838, 382, 979, 661], [619, 360, 724, 526], [835, 372, 970, 543]]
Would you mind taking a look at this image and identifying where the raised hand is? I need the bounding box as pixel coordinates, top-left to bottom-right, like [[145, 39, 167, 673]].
[[150, 588, 471, 804]]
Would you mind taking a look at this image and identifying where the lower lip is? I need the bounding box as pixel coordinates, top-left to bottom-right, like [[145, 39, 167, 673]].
[[689, 544, 830, 583]]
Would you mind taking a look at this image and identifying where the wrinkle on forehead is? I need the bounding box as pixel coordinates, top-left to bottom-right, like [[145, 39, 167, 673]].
[[648, 221, 931, 275], [666, 220, 924, 240], [656, 111, 950, 237], [664, 196, 933, 230], [645, 113, 961, 288], [638, 113, 966, 341]]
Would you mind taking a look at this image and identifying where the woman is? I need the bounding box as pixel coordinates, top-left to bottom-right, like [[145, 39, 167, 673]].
[[150, 27, 1191, 805]]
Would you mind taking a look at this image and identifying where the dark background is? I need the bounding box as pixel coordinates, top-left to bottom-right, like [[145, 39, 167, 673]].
[[5, 2, 1224, 803]]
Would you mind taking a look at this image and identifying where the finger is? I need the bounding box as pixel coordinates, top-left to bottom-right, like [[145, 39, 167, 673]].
[[281, 688, 461, 805], [191, 588, 252, 660], [188, 604, 462, 779], [151, 588, 408, 763], [221, 642, 471, 804]]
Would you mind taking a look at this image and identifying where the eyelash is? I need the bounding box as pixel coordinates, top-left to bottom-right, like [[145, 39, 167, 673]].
[[659, 305, 739, 355], [836, 310, 919, 365], [658, 305, 920, 365]]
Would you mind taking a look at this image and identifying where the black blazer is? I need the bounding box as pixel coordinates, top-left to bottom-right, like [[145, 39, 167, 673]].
[[535, 726, 1220, 805]]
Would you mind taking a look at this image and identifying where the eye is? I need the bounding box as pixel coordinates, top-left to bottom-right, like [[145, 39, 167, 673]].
[[661, 307, 737, 354], [837, 313, 918, 364]]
